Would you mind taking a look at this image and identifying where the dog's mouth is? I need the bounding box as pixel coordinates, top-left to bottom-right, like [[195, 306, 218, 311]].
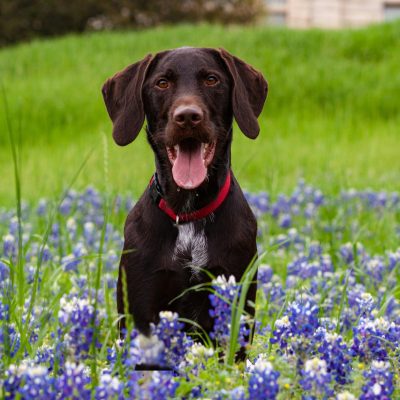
[[166, 138, 216, 190]]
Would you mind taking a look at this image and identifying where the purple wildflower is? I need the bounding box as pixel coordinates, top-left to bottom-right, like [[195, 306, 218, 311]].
[[257, 264, 273, 286], [152, 311, 190, 367], [0, 260, 10, 281], [299, 357, 333, 399], [57, 295, 101, 360], [351, 317, 400, 361], [3, 233, 16, 259], [360, 361, 394, 400], [126, 311, 191, 370], [55, 361, 91, 399], [3, 363, 56, 400], [246, 354, 280, 400], [145, 371, 179, 400], [209, 275, 250, 348], [313, 328, 352, 384], [95, 370, 124, 400]]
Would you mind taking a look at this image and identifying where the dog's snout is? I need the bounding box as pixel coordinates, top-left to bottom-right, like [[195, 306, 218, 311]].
[[173, 105, 203, 128]]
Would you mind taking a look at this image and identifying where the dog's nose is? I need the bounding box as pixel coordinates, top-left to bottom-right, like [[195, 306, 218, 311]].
[[173, 105, 203, 128]]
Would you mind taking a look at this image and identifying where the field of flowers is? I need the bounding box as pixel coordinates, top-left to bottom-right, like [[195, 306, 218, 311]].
[[1, 180, 399, 399]]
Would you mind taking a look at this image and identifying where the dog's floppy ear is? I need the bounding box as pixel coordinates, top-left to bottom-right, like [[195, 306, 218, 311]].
[[218, 48, 268, 139], [102, 54, 153, 146]]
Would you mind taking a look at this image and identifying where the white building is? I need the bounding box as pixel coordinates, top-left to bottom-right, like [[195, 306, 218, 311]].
[[266, 0, 400, 28]]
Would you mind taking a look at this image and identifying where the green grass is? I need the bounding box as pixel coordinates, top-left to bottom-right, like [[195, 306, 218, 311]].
[[0, 22, 400, 206]]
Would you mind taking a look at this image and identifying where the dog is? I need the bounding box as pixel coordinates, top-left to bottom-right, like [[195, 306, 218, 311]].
[[102, 47, 267, 358]]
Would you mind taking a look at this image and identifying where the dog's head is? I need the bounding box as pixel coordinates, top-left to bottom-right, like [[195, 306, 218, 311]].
[[102, 47, 267, 190]]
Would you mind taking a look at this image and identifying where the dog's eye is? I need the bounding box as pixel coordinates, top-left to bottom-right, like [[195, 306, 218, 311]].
[[205, 75, 218, 86], [156, 79, 169, 89]]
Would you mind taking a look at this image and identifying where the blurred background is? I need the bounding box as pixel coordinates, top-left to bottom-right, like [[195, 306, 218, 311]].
[[2, 0, 400, 45], [0, 0, 399, 205]]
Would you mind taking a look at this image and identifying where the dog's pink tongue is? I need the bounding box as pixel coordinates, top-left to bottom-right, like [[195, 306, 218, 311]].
[[172, 142, 206, 189]]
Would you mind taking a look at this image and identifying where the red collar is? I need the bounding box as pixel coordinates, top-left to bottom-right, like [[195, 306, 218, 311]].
[[149, 172, 231, 224]]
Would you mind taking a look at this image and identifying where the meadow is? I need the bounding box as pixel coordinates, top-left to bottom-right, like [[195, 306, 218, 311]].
[[0, 22, 400, 204], [0, 21, 399, 399]]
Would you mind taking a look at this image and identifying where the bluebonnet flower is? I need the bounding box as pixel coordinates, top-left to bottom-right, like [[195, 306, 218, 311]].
[[83, 221, 96, 247], [0, 318, 20, 359], [34, 344, 56, 366], [0, 298, 9, 322], [25, 264, 37, 284], [103, 272, 116, 289], [8, 216, 21, 236], [209, 275, 250, 348], [125, 196, 134, 212], [270, 315, 291, 350], [245, 191, 269, 217], [152, 311, 191, 367], [254, 192, 269, 213], [126, 311, 191, 370], [61, 243, 87, 272], [73, 274, 88, 290], [287, 253, 332, 280], [258, 275, 285, 318], [3, 233, 16, 258], [304, 202, 316, 219], [336, 391, 356, 400], [58, 295, 101, 360], [66, 217, 78, 240], [271, 194, 290, 218], [360, 361, 394, 400], [55, 361, 91, 399], [3, 363, 56, 400], [95, 370, 124, 400], [339, 242, 365, 265], [36, 198, 48, 216], [272, 299, 319, 345], [299, 357, 333, 399], [49, 222, 60, 246], [230, 387, 247, 400], [84, 186, 102, 209], [257, 264, 273, 286], [351, 317, 400, 361], [270, 299, 320, 370], [129, 331, 166, 367], [342, 285, 377, 327], [144, 371, 179, 400], [308, 241, 323, 258], [246, 354, 280, 400], [59, 197, 73, 215], [105, 249, 119, 271], [181, 342, 214, 373], [387, 249, 400, 271], [362, 257, 387, 284], [271, 233, 291, 249], [40, 244, 52, 263], [214, 386, 246, 400], [313, 328, 352, 384], [278, 213, 292, 228], [354, 292, 375, 316], [61, 254, 81, 272], [0, 260, 10, 280]]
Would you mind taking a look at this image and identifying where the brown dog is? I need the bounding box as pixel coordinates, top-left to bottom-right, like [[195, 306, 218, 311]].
[[102, 47, 267, 350]]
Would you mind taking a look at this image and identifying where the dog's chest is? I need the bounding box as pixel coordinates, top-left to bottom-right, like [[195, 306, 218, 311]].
[[173, 223, 208, 273]]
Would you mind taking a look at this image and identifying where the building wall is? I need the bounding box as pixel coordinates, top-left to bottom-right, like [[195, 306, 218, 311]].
[[265, 0, 400, 28]]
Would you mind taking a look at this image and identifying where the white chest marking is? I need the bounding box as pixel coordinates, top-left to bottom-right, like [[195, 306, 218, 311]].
[[173, 223, 208, 273]]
